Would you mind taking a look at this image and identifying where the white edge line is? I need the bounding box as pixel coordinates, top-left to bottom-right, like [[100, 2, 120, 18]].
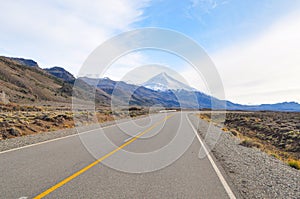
[[0, 115, 156, 155], [186, 114, 237, 199]]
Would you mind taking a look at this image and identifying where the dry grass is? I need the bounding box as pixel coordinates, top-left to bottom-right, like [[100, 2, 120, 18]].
[[0, 103, 148, 140], [198, 112, 300, 170]]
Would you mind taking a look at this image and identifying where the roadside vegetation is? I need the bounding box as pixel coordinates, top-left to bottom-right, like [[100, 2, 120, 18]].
[[0, 102, 149, 140], [199, 111, 300, 170]]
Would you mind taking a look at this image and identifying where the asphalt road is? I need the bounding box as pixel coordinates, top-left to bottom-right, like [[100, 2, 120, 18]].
[[0, 112, 237, 198]]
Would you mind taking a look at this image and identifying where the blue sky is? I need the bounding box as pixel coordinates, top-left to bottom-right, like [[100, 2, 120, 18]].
[[0, 0, 300, 104], [137, 0, 299, 52]]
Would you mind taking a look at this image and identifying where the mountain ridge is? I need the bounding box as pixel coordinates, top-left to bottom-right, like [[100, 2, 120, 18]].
[[9, 57, 39, 68], [45, 66, 75, 83], [0, 56, 111, 106], [1, 55, 299, 111], [81, 76, 300, 112]]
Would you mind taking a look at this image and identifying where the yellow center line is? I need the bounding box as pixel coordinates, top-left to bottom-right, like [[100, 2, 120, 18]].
[[33, 114, 175, 199]]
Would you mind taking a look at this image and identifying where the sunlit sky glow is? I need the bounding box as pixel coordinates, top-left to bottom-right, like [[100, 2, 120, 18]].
[[1, 0, 300, 104]]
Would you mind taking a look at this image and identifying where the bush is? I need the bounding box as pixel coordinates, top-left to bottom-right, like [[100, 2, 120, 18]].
[[129, 107, 140, 111], [288, 159, 300, 170], [222, 127, 229, 132], [8, 127, 21, 136], [240, 139, 262, 148], [230, 129, 239, 136]]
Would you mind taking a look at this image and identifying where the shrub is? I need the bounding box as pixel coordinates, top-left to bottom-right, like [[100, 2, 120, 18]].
[[8, 127, 21, 136], [240, 139, 262, 148], [222, 127, 229, 132], [288, 159, 300, 170], [129, 107, 140, 111], [230, 129, 239, 136]]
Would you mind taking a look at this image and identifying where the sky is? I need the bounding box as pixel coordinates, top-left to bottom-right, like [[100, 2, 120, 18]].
[[1, 0, 300, 104]]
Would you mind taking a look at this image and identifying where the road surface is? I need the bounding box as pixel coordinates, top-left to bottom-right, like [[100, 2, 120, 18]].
[[0, 112, 237, 198]]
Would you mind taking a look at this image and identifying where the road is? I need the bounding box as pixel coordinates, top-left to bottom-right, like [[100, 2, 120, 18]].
[[0, 112, 237, 198]]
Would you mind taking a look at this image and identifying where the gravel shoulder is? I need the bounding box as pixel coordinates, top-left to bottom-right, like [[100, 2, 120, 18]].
[[189, 113, 300, 199]]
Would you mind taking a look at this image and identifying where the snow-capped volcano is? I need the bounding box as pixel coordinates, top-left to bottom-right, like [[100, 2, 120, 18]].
[[142, 72, 197, 91]]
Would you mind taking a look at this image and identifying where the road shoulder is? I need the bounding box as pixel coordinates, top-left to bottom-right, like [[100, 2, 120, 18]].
[[188, 113, 300, 199]]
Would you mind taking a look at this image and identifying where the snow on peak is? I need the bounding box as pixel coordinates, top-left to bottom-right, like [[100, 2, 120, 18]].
[[142, 72, 197, 91]]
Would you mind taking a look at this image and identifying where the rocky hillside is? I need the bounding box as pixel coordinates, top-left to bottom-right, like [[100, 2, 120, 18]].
[[45, 66, 75, 83], [9, 57, 39, 68], [0, 56, 110, 105], [80, 77, 180, 107], [1, 55, 299, 111], [0, 56, 70, 103]]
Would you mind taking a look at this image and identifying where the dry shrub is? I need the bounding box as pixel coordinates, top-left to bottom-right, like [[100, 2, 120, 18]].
[[288, 159, 300, 170], [222, 127, 229, 132], [230, 129, 239, 137], [240, 139, 262, 148]]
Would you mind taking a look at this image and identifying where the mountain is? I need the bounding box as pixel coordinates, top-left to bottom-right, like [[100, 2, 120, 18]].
[[45, 66, 75, 83], [80, 77, 180, 107], [80, 75, 300, 111], [1, 55, 299, 111], [257, 102, 300, 112], [226, 101, 300, 112], [142, 72, 196, 91], [0, 56, 110, 106], [72, 78, 111, 106], [9, 57, 39, 68], [0, 56, 70, 103]]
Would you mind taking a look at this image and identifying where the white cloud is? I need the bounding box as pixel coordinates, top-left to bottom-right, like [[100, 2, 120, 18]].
[[103, 52, 147, 81], [210, 11, 300, 104], [0, 0, 149, 75]]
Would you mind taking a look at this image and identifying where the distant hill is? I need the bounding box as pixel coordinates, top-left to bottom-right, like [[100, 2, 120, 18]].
[[226, 101, 300, 112], [0, 56, 70, 103], [1, 55, 299, 111], [80, 76, 300, 111], [80, 77, 180, 107], [9, 57, 39, 68], [257, 102, 300, 112], [0, 56, 110, 105], [45, 66, 75, 83]]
